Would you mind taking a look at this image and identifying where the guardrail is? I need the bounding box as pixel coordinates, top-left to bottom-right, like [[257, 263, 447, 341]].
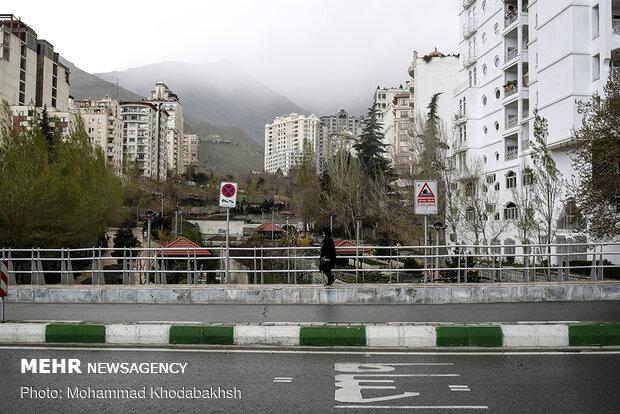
[[0, 242, 618, 286]]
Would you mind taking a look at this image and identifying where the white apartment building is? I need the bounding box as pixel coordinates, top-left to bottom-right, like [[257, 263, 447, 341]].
[[316, 109, 364, 174], [264, 113, 319, 176], [120, 102, 168, 180], [144, 82, 184, 175], [408, 49, 460, 129], [183, 133, 200, 169], [0, 14, 69, 110], [75, 98, 124, 175], [454, 0, 620, 249], [382, 93, 412, 175], [373, 84, 409, 169]]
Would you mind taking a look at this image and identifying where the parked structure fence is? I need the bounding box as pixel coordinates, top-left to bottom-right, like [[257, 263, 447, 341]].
[[0, 242, 618, 286]]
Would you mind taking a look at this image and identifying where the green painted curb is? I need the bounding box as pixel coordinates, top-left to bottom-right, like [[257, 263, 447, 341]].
[[299, 326, 366, 346], [169, 326, 234, 345], [45, 324, 106, 343], [569, 324, 620, 346], [436, 326, 503, 347]]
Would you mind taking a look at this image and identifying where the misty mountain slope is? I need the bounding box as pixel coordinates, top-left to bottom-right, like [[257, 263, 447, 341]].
[[95, 61, 305, 143], [62, 58, 264, 176]]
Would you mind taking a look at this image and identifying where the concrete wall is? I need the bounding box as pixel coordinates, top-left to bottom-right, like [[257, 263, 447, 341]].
[[5, 282, 619, 304]]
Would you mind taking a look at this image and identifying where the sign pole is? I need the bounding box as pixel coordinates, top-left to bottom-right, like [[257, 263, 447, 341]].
[[423, 215, 428, 283], [0, 259, 7, 322], [219, 181, 237, 285], [225, 207, 230, 284]]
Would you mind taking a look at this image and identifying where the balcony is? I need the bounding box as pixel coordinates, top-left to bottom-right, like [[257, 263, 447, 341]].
[[505, 11, 518, 28], [505, 146, 518, 161], [462, 0, 475, 8], [463, 18, 478, 39], [504, 82, 518, 98], [505, 115, 518, 130], [463, 53, 478, 68], [453, 110, 468, 126], [505, 47, 518, 64]]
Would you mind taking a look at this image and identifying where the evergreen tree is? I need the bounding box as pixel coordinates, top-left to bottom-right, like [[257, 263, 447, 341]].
[[0, 101, 124, 248], [569, 69, 620, 240], [354, 104, 394, 182]]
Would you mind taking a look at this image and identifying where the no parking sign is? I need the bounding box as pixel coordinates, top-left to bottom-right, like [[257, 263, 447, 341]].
[[219, 182, 237, 208]]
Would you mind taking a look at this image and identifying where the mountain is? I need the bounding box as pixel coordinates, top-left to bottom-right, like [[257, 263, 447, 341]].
[[94, 61, 306, 143], [62, 58, 264, 176]]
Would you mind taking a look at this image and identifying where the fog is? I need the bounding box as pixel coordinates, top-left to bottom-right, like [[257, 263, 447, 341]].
[[13, 0, 459, 115]]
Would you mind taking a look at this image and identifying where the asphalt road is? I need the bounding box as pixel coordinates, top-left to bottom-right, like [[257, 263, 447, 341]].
[[4, 301, 620, 323], [1, 345, 619, 413]]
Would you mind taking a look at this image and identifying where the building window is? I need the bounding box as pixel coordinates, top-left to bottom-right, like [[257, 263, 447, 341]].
[[506, 170, 517, 188], [504, 203, 518, 220], [481, 32, 487, 46], [482, 95, 487, 106], [592, 5, 599, 38], [486, 174, 496, 184], [495, 88, 501, 100], [466, 208, 475, 222], [494, 55, 500, 68], [483, 125, 488, 135], [482, 64, 487, 76], [493, 22, 499, 36], [593, 54, 600, 80]]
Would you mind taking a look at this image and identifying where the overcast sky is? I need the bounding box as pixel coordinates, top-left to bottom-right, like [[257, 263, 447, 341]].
[[14, 0, 460, 115]]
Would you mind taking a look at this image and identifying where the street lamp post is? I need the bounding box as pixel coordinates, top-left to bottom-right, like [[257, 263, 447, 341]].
[[355, 216, 363, 282], [145, 209, 155, 285], [271, 207, 276, 241], [180, 209, 184, 235], [432, 221, 444, 283], [160, 195, 165, 231], [329, 212, 336, 234], [261, 209, 265, 224], [174, 206, 179, 237], [286, 217, 290, 240]]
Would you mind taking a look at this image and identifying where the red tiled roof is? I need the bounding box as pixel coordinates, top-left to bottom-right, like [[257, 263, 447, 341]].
[[334, 240, 370, 254], [157, 236, 211, 256], [186, 209, 198, 215], [426, 47, 445, 57], [394, 93, 409, 98], [280, 211, 293, 215], [253, 222, 285, 232]]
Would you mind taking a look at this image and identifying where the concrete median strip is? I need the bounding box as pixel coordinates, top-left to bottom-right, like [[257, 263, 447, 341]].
[[0, 322, 618, 347]]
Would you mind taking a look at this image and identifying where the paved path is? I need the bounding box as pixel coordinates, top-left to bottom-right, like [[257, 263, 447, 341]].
[[2, 345, 619, 413], [5, 301, 620, 323]]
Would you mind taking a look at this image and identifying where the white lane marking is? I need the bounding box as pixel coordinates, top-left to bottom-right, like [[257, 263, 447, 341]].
[[1, 346, 619, 356], [274, 376, 293, 383], [334, 374, 459, 377], [334, 406, 488, 410]]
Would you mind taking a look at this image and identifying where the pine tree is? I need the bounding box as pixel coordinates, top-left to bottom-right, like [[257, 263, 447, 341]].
[[569, 69, 620, 239], [354, 104, 394, 182]]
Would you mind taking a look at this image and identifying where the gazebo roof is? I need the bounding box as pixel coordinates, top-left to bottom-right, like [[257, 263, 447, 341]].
[[334, 239, 370, 254], [157, 236, 211, 256], [252, 222, 285, 232]]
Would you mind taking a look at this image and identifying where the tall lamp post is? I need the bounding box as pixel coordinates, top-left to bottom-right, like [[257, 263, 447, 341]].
[[261, 208, 265, 224], [174, 206, 179, 237], [432, 221, 444, 283], [355, 215, 363, 282], [179, 208, 184, 235], [271, 206, 277, 241], [329, 212, 336, 234], [144, 209, 155, 284], [159, 195, 166, 231]]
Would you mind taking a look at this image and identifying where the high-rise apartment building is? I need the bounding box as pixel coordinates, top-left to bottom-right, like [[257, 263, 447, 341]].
[[264, 113, 319, 176], [144, 82, 183, 175], [316, 109, 364, 174], [74, 98, 124, 175], [120, 102, 168, 180], [0, 14, 69, 110], [454, 0, 620, 247], [183, 134, 200, 169]]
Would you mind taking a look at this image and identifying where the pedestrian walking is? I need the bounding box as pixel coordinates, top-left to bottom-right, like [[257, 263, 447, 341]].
[[320, 228, 336, 286]]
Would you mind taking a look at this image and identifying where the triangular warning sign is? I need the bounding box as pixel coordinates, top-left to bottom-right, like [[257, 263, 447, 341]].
[[418, 182, 435, 198]]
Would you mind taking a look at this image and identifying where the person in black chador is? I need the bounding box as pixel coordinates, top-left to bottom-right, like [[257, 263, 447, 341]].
[[320, 228, 337, 286]]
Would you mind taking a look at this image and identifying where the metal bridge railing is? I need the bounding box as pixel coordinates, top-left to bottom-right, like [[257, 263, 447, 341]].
[[0, 242, 618, 286]]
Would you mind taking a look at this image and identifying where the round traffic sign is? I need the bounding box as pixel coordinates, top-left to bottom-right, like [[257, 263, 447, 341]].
[[222, 183, 236, 198]]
